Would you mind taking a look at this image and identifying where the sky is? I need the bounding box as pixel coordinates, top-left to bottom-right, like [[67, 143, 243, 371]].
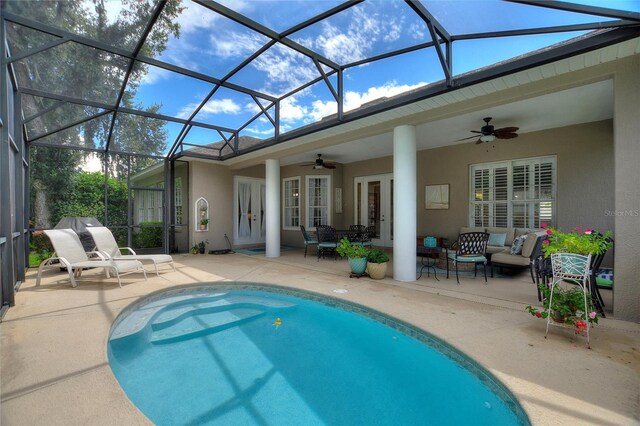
[[95, 0, 640, 151]]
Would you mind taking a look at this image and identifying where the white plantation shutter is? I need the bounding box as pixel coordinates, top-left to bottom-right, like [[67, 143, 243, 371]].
[[283, 177, 300, 230], [470, 156, 556, 228]]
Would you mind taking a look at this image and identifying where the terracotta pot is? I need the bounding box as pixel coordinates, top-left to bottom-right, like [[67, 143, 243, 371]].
[[367, 262, 387, 279]]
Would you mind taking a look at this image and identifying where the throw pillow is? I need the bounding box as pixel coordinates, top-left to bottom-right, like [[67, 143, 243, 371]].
[[487, 233, 507, 247], [510, 235, 527, 255]]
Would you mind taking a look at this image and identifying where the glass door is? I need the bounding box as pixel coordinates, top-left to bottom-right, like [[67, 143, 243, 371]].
[[354, 174, 393, 247], [234, 177, 266, 245]]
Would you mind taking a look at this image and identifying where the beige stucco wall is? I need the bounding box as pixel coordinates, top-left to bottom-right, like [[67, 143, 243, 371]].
[[279, 164, 345, 248], [613, 54, 640, 322], [189, 161, 263, 251], [342, 120, 615, 250]]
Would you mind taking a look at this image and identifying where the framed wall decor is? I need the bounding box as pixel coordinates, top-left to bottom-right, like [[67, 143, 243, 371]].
[[425, 184, 449, 210]]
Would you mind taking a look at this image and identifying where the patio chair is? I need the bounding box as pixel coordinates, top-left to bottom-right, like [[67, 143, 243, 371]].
[[36, 229, 147, 288], [446, 232, 489, 284], [348, 225, 368, 247], [86, 226, 175, 276], [363, 225, 376, 248], [300, 225, 318, 258], [316, 225, 338, 261]]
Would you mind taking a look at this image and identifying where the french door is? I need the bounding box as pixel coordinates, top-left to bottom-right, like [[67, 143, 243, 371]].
[[354, 174, 393, 247], [234, 177, 266, 245]]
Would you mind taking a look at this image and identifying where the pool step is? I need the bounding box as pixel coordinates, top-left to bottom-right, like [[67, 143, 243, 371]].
[[149, 308, 266, 344]]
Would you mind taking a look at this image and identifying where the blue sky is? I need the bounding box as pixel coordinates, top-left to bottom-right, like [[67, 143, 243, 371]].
[[111, 0, 639, 151]]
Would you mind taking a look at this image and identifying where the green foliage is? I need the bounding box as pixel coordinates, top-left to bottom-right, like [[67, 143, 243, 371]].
[[336, 238, 369, 259], [200, 218, 209, 226], [133, 222, 163, 249], [541, 225, 612, 258], [526, 284, 599, 330], [367, 249, 389, 264]]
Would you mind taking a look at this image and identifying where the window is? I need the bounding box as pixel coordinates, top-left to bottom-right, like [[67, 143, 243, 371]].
[[156, 182, 164, 222], [306, 175, 331, 229], [147, 190, 154, 222], [175, 177, 183, 224], [470, 156, 556, 229], [282, 177, 300, 230]]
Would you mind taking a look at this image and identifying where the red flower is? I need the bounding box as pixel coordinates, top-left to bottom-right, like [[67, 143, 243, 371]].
[[575, 320, 588, 332], [541, 223, 548, 228], [574, 227, 581, 231], [543, 240, 550, 245], [546, 229, 553, 235], [535, 312, 542, 318]]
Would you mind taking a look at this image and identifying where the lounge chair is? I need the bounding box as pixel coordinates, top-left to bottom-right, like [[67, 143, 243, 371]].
[[36, 229, 147, 288], [86, 226, 175, 276]]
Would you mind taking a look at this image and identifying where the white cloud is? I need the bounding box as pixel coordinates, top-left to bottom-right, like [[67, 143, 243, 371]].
[[177, 2, 220, 34], [243, 126, 275, 136], [250, 44, 318, 95], [139, 65, 172, 86], [177, 98, 242, 119], [210, 31, 264, 59], [343, 81, 427, 111]]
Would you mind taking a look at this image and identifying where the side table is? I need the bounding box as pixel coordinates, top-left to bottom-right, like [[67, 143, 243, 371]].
[[417, 245, 444, 280]]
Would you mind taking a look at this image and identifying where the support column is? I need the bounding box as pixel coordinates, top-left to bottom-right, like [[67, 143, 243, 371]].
[[265, 159, 280, 258], [393, 125, 417, 282], [613, 56, 640, 322]]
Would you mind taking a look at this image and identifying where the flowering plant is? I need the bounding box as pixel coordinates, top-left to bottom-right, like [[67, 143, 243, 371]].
[[526, 284, 599, 331], [540, 224, 612, 258]]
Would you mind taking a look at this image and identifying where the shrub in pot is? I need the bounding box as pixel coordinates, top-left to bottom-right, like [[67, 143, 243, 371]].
[[367, 249, 389, 279], [336, 238, 369, 275]]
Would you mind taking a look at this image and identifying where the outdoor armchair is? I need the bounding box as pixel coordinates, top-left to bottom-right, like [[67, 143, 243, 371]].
[[36, 229, 147, 288], [86, 226, 175, 276], [300, 225, 318, 258]]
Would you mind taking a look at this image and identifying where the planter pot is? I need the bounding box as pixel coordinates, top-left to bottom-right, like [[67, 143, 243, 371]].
[[348, 257, 367, 275], [198, 247, 205, 254], [367, 262, 387, 279], [200, 224, 206, 231]]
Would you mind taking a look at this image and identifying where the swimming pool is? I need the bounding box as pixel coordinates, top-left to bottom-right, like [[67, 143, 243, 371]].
[[108, 283, 529, 425]]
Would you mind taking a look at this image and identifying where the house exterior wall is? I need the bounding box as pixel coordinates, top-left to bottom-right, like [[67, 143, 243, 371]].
[[189, 160, 265, 250], [342, 120, 615, 250], [613, 54, 640, 322], [279, 164, 345, 248]]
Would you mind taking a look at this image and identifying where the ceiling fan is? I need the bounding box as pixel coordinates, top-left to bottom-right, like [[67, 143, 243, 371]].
[[300, 153, 336, 169], [458, 117, 519, 144]]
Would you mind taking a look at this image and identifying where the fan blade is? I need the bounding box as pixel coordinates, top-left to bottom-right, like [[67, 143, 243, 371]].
[[494, 127, 519, 133], [470, 130, 483, 134], [299, 162, 315, 166], [475, 139, 484, 144], [457, 135, 482, 141], [324, 162, 337, 169], [496, 132, 518, 140]]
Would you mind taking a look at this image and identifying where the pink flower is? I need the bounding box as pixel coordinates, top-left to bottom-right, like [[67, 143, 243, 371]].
[[543, 240, 550, 245], [574, 227, 581, 232], [589, 311, 597, 319], [546, 229, 553, 235], [584, 228, 592, 235], [541, 223, 548, 228]]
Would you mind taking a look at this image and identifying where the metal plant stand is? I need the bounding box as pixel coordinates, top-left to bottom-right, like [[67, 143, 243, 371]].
[[545, 253, 593, 348]]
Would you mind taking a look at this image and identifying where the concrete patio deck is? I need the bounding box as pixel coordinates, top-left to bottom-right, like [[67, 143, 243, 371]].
[[1, 249, 638, 425]]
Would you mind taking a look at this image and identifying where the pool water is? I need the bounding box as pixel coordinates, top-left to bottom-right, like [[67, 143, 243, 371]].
[[108, 285, 529, 426]]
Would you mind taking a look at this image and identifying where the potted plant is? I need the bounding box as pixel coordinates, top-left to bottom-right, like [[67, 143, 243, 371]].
[[526, 283, 599, 332], [366, 249, 389, 279], [541, 224, 612, 258], [191, 244, 199, 255], [197, 239, 208, 254], [336, 237, 369, 275], [199, 218, 209, 231]]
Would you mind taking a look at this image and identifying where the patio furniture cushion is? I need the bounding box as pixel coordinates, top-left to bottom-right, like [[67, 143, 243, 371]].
[[486, 245, 508, 254], [521, 232, 543, 258], [487, 227, 515, 246], [448, 253, 487, 263], [491, 250, 530, 266], [487, 232, 507, 247], [510, 235, 527, 255]]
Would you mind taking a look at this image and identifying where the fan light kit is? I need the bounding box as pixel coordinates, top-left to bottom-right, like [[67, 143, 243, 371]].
[[300, 154, 336, 170], [458, 117, 519, 144]]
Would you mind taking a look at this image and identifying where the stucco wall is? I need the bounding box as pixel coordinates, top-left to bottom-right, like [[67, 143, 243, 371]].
[[342, 120, 615, 250], [279, 164, 345, 247]]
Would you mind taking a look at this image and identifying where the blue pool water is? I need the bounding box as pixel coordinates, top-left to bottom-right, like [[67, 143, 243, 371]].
[[108, 284, 529, 426]]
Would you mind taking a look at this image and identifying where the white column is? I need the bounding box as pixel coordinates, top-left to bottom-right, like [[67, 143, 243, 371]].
[[265, 159, 280, 258], [393, 125, 417, 282]]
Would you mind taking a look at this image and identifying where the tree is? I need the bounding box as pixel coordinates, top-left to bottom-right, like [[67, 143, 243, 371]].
[[6, 0, 184, 227]]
